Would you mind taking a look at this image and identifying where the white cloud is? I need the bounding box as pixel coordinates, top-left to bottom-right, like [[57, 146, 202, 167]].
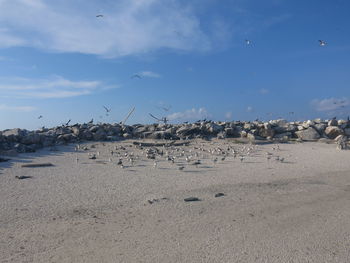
[[0, 0, 216, 58], [167, 107, 209, 121], [0, 76, 112, 99], [311, 97, 349, 112], [225, 111, 233, 119], [246, 106, 254, 112], [0, 104, 36, 112], [259, 88, 269, 94], [139, 71, 161, 78]]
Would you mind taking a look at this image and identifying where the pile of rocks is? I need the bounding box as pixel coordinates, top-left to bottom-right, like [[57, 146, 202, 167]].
[[0, 118, 349, 154]]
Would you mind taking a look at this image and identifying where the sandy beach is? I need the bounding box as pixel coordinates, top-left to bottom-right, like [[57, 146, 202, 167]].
[[1, 139, 350, 262]]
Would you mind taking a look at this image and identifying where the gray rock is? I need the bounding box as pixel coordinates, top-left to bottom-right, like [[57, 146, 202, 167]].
[[328, 119, 338, 126], [295, 127, 320, 141], [93, 129, 107, 141], [274, 132, 292, 139], [258, 124, 275, 138], [21, 133, 41, 145], [206, 123, 223, 134], [325, 126, 343, 139], [122, 133, 132, 139], [314, 123, 327, 133], [344, 128, 350, 136]]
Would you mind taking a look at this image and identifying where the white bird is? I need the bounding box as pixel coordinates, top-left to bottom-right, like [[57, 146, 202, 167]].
[[245, 39, 251, 45], [319, 40, 326, 46]]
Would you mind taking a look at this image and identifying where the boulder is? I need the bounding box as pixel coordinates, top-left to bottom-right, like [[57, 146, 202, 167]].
[[21, 133, 41, 145], [328, 119, 338, 126], [325, 126, 343, 139], [295, 127, 320, 141], [93, 129, 107, 141], [2, 128, 27, 142], [314, 123, 327, 133], [344, 128, 350, 136], [258, 124, 275, 138]]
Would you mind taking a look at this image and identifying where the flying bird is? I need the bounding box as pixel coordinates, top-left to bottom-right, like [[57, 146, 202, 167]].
[[131, 74, 142, 79], [319, 40, 326, 46], [96, 14, 104, 18], [245, 39, 251, 45], [149, 113, 168, 124], [65, 119, 71, 126], [157, 104, 172, 112], [103, 106, 111, 115], [38, 115, 43, 119]]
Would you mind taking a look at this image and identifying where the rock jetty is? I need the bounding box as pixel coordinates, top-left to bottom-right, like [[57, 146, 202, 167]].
[[1, 118, 349, 154]]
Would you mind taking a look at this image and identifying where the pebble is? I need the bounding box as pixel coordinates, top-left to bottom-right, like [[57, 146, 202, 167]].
[[184, 197, 201, 202]]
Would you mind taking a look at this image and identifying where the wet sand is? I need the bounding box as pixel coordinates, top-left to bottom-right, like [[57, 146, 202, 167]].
[[0, 139, 350, 262]]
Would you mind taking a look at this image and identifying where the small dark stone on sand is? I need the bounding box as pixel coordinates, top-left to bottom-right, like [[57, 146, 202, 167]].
[[21, 163, 53, 168], [215, 193, 225, 198], [15, 175, 32, 180], [184, 197, 201, 202]]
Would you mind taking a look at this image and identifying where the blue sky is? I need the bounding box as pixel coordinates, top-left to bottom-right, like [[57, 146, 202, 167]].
[[0, 0, 349, 130]]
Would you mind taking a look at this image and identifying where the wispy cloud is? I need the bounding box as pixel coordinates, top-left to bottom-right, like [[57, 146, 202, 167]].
[[311, 97, 349, 112], [0, 104, 36, 112], [167, 107, 209, 121], [225, 111, 233, 119], [139, 71, 161, 78], [246, 106, 254, 112], [0, 0, 217, 58], [0, 76, 113, 99], [259, 88, 269, 94]]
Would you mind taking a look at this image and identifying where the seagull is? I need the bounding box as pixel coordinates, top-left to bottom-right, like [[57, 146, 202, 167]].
[[103, 106, 111, 116], [131, 74, 142, 79], [38, 115, 43, 119], [96, 14, 104, 18], [245, 39, 251, 45], [319, 40, 326, 46], [157, 105, 172, 112]]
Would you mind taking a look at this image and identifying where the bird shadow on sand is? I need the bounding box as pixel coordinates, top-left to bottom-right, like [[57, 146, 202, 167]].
[[0, 147, 69, 173]]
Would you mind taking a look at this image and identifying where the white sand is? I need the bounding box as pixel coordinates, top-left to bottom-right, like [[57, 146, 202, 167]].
[[0, 139, 350, 262]]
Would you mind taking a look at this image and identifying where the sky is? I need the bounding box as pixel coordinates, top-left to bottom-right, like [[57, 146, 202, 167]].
[[0, 0, 350, 130]]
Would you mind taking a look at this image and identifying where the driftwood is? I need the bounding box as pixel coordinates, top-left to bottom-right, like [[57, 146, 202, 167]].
[[21, 163, 54, 168], [132, 141, 190, 147]]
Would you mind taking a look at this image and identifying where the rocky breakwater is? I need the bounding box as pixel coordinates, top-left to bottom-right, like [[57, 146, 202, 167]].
[[0, 118, 349, 154]]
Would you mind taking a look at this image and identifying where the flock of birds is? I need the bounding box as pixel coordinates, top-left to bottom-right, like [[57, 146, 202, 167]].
[[73, 140, 288, 172], [33, 13, 331, 125]]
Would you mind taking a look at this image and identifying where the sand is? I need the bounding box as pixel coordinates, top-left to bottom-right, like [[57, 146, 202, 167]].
[[0, 139, 349, 262]]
